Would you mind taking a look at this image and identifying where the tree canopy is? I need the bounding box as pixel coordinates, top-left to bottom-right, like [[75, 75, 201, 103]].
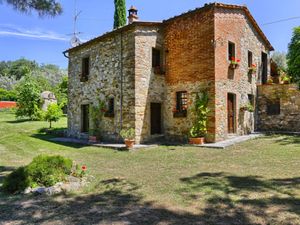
[[271, 51, 287, 71], [287, 26, 300, 83], [3, 0, 62, 16], [113, 0, 126, 29]]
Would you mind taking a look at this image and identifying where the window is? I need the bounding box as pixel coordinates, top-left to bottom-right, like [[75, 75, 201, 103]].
[[267, 99, 280, 115], [248, 51, 253, 67], [248, 94, 254, 107], [174, 91, 187, 117], [81, 104, 89, 132], [228, 42, 235, 60], [81, 57, 90, 82], [152, 48, 161, 68], [105, 98, 115, 117]]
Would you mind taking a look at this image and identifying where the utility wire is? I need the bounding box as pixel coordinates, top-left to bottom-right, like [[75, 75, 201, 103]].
[[262, 16, 300, 26]]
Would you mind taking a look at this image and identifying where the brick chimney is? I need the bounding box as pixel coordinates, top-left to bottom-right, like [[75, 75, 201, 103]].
[[128, 6, 139, 24]]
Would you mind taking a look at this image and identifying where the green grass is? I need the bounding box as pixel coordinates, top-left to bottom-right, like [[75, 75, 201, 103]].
[[0, 111, 300, 224]]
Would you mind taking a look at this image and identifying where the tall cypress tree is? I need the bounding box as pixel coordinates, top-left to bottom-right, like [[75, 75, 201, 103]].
[[114, 0, 126, 29]]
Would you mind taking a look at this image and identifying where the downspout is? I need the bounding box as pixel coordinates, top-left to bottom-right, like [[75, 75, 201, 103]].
[[120, 31, 124, 133], [63, 51, 69, 59]]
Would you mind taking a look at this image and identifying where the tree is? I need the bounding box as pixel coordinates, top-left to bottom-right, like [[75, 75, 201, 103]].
[[3, 0, 62, 17], [271, 51, 287, 71], [44, 103, 62, 128], [287, 26, 300, 83], [113, 0, 126, 29], [15, 75, 42, 120]]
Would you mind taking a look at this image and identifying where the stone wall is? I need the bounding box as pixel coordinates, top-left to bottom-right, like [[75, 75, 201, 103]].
[[214, 7, 271, 141], [67, 28, 136, 141], [134, 26, 165, 143], [163, 7, 216, 142], [257, 84, 300, 132]]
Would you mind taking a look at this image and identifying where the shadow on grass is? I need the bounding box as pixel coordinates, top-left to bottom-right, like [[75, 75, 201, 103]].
[[5, 119, 32, 124], [178, 172, 300, 224], [31, 133, 86, 149], [262, 133, 300, 146], [0, 166, 15, 187]]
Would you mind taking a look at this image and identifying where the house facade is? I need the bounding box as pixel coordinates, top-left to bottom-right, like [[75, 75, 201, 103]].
[[64, 3, 274, 144]]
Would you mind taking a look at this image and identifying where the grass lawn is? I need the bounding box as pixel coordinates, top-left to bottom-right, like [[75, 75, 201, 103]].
[[0, 111, 300, 224]]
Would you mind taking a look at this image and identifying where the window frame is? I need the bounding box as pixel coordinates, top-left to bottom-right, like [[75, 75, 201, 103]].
[[267, 99, 280, 115], [104, 97, 115, 118], [248, 51, 253, 68], [152, 48, 161, 68], [174, 91, 187, 118], [228, 41, 236, 61]]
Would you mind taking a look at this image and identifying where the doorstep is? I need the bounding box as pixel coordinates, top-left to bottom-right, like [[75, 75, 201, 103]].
[[196, 133, 264, 149]]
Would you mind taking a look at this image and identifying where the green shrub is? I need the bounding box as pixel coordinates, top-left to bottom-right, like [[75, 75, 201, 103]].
[[2, 155, 73, 193], [120, 128, 135, 140], [2, 167, 30, 194]]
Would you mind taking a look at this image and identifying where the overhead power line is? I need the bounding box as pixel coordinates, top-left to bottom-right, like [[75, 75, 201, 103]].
[[262, 16, 300, 26]]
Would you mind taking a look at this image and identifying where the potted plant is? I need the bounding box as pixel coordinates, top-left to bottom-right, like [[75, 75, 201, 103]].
[[248, 64, 257, 74], [282, 75, 291, 84], [240, 103, 254, 113], [189, 90, 210, 145], [229, 57, 240, 69], [267, 77, 274, 85], [120, 128, 135, 149]]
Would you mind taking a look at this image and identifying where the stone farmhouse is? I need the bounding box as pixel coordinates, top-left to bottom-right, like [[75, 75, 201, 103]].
[[64, 3, 285, 144]]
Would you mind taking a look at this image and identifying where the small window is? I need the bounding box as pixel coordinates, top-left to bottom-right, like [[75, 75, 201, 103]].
[[248, 51, 253, 67], [267, 99, 280, 115], [248, 94, 254, 106], [228, 42, 235, 60], [81, 57, 90, 82], [105, 98, 114, 117], [152, 48, 161, 68], [176, 91, 187, 111]]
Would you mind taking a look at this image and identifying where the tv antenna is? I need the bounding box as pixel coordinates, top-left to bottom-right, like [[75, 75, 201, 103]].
[[69, 0, 82, 47]]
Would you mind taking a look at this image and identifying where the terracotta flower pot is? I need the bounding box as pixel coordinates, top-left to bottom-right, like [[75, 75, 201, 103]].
[[89, 136, 97, 143], [189, 137, 205, 145], [125, 139, 135, 149]]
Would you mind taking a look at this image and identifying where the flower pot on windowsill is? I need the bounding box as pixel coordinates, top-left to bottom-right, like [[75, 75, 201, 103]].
[[154, 66, 166, 75], [229, 63, 239, 69], [189, 137, 205, 145], [124, 139, 135, 149]]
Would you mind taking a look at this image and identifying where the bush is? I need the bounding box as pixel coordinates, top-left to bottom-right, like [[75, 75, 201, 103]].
[[2, 167, 30, 194], [120, 128, 135, 140], [2, 155, 73, 193]]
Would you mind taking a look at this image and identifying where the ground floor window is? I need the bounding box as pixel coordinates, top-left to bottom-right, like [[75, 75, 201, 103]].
[[267, 99, 280, 115], [174, 91, 187, 117], [105, 98, 115, 117]]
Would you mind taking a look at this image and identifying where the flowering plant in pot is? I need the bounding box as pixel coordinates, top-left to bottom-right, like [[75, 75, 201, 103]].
[[240, 103, 254, 113], [120, 128, 135, 149], [248, 64, 257, 74], [229, 57, 240, 69], [282, 75, 291, 84], [189, 90, 209, 145]]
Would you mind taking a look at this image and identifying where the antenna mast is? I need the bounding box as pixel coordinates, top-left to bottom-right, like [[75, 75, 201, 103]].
[[70, 0, 82, 47]]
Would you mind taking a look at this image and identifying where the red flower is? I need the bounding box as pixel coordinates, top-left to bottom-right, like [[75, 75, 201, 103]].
[[81, 165, 87, 171], [231, 57, 235, 61], [237, 59, 240, 63], [252, 64, 256, 67]]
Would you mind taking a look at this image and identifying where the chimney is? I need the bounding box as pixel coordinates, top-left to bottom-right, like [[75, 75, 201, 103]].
[[128, 6, 139, 24]]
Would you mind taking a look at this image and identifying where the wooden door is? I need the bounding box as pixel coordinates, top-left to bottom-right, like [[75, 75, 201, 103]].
[[81, 104, 89, 133], [227, 94, 235, 133], [151, 103, 162, 135], [261, 52, 268, 84]]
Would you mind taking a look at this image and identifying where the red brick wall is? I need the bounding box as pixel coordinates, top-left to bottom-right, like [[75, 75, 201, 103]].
[[163, 7, 217, 142]]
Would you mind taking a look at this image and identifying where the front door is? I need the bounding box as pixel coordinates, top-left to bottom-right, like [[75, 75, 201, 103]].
[[227, 94, 235, 134], [261, 52, 268, 84], [151, 103, 162, 135]]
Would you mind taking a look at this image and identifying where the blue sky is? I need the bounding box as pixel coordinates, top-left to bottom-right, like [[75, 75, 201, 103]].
[[0, 0, 299, 69]]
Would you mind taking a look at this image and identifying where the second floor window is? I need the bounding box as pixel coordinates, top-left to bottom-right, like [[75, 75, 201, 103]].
[[248, 51, 253, 67], [105, 98, 115, 117], [152, 48, 161, 68], [228, 42, 235, 60], [81, 57, 90, 82]]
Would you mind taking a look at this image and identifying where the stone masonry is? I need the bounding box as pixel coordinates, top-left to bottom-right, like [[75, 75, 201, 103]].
[[65, 3, 275, 144]]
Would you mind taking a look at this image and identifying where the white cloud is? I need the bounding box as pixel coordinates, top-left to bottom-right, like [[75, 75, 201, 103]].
[[0, 24, 69, 42]]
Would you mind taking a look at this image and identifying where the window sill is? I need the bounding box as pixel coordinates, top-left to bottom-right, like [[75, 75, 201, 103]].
[[173, 111, 187, 118], [104, 112, 115, 118]]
